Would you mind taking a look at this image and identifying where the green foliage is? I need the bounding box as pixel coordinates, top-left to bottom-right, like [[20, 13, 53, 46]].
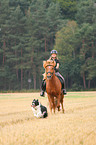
[[86, 57, 96, 80], [55, 21, 77, 59], [76, 0, 96, 24], [54, 0, 78, 19], [0, 0, 62, 90], [0, 0, 96, 91]]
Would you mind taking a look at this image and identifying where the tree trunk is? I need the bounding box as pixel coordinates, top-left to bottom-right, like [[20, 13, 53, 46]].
[[70, 77, 72, 88], [83, 73, 86, 89], [15, 50, 18, 79], [21, 69, 23, 89], [21, 48, 23, 89], [92, 40, 94, 58], [45, 38, 47, 52], [67, 73, 68, 88], [33, 73, 36, 90], [3, 40, 6, 64], [88, 80, 90, 89]]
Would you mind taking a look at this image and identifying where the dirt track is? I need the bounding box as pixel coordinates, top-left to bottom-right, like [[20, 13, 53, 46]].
[[0, 92, 96, 145]]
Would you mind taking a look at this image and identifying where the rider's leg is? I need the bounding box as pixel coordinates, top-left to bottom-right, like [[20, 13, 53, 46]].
[[55, 72, 67, 95], [61, 78, 67, 95], [40, 72, 46, 97], [40, 79, 46, 97]]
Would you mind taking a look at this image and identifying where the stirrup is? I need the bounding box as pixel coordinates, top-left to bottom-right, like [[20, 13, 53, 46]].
[[40, 91, 45, 97], [62, 89, 67, 95]]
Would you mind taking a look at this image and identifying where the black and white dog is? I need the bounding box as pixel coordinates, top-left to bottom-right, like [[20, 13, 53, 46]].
[[31, 99, 48, 118]]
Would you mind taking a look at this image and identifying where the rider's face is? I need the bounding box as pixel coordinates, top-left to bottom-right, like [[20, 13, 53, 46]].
[[51, 54, 57, 60]]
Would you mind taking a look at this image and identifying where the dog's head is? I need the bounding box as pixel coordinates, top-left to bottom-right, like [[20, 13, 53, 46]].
[[31, 99, 39, 108]]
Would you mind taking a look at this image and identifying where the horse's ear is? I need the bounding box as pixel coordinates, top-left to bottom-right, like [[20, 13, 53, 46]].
[[43, 61, 46, 68]]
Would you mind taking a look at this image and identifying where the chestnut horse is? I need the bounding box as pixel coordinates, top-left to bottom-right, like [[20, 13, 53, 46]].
[[43, 60, 64, 113]]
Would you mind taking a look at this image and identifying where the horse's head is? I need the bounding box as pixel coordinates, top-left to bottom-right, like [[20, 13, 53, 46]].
[[43, 60, 56, 80]]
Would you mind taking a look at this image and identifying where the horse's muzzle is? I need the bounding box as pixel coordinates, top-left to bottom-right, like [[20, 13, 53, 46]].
[[47, 75, 51, 79], [46, 71, 53, 79]]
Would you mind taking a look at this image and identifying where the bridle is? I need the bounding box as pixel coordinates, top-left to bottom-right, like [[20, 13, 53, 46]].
[[46, 71, 54, 75], [45, 65, 54, 79]]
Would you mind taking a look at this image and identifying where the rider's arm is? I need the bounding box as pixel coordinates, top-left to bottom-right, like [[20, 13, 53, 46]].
[[54, 59, 59, 72], [56, 63, 59, 70]]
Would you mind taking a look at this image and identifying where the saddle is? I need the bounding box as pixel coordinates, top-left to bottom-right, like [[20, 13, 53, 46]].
[[55, 74, 64, 89]]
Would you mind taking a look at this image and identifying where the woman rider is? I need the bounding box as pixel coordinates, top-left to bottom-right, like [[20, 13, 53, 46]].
[[40, 50, 66, 97]]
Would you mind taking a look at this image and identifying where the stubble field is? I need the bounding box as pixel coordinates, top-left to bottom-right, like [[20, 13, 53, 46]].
[[0, 92, 96, 145]]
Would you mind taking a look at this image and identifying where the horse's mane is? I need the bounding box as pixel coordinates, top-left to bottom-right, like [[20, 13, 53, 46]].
[[43, 59, 56, 68]]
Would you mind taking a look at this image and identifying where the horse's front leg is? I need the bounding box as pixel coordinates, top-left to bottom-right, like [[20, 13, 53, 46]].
[[47, 95, 52, 113], [51, 97, 55, 113], [47, 95, 55, 113]]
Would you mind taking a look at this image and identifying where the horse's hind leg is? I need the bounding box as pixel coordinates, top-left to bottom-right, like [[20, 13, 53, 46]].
[[58, 106, 60, 111], [57, 94, 61, 111], [61, 102, 64, 113], [52, 97, 55, 113], [61, 94, 65, 113]]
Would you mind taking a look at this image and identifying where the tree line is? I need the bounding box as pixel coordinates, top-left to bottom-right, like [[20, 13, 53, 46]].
[[0, 0, 96, 91]]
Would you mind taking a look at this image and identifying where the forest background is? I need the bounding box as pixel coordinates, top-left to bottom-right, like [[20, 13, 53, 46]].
[[0, 0, 96, 91]]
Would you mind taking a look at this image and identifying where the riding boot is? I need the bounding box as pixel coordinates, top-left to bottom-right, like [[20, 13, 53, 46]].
[[40, 80, 46, 97], [62, 79, 67, 95], [55, 72, 67, 95], [40, 91, 45, 96], [62, 89, 67, 95]]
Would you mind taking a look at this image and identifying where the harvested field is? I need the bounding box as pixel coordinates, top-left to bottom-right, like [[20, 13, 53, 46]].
[[0, 92, 96, 145]]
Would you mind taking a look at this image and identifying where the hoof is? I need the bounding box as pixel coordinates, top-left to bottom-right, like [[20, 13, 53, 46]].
[[62, 109, 65, 114], [57, 106, 60, 111]]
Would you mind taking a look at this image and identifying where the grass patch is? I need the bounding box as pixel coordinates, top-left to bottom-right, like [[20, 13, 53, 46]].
[[0, 91, 96, 101], [0, 92, 96, 145], [66, 91, 96, 98]]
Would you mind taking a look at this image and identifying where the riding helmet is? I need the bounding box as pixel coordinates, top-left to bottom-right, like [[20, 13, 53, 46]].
[[51, 50, 58, 55]]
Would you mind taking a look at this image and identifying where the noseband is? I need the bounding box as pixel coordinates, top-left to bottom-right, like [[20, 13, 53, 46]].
[[46, 65, 54, 79], [47, 71, 54, 75]]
